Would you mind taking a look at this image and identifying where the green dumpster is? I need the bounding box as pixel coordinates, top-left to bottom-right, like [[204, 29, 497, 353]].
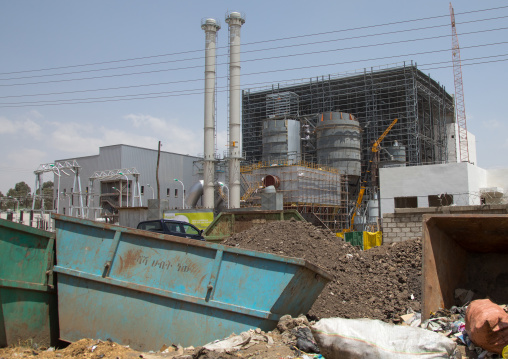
[[0, 219, 58, 347]]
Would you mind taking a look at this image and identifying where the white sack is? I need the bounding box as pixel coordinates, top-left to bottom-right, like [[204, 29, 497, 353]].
[[312, 317, 460, 359]]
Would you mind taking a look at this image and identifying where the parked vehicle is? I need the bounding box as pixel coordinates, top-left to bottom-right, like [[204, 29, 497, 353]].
[[137, 219, 205, 240]]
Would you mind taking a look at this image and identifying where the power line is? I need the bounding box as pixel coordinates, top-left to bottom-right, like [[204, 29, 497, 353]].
[[2, 52, 506, 106], [0, 41, 508, 105], [0, 5, 506, 76], [1, 25, 507, 88], [0, 40, 505, 103], [1, 57, 506, 108], [0, 40, 505, 100], [2, 14, 506, 82]]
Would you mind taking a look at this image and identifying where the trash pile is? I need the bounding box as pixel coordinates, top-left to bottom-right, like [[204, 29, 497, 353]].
[[223, 219, 422, 322], [401, 299, 508, 358]]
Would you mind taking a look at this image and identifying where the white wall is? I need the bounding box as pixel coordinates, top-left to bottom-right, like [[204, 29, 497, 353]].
[[380, 162, 487, 216], [446, 123, 477, 165]]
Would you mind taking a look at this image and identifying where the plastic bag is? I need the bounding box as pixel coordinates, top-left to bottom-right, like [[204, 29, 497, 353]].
[[312, 317, 459, 359], [295, 327, 320, 354], [465, 299, 508, 354]]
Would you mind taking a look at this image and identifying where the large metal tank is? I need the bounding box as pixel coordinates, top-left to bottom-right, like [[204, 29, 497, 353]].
[[367, 193, 380, 224], [262, 118, 301, 164], [380, 141, 406, 168], [315, 112, 361, 177]]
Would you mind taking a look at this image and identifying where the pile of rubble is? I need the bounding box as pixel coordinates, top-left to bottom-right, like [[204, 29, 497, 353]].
[[223, 219, 422, 322]]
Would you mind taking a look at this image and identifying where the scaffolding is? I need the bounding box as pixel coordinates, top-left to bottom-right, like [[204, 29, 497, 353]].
[[242, 62, 454, 173], [241, 62, 454, 232], [240, 160, 349, 232]]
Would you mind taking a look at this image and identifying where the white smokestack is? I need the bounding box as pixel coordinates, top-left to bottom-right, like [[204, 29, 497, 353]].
[[225, 11, 245, 209], [201, 18, 220, 209]]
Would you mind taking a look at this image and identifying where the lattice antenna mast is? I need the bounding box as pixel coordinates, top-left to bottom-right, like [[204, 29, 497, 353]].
[[450, 2, 469, 163]]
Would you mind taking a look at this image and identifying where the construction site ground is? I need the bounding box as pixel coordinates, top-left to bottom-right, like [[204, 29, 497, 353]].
[[0, 219, 482, 358]]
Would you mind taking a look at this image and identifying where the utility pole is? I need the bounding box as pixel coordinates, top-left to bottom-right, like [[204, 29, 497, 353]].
[[156, 141, 161, 200]]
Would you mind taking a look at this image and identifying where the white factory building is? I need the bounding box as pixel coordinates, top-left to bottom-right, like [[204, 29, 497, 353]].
[[53, 144, 202, 220]]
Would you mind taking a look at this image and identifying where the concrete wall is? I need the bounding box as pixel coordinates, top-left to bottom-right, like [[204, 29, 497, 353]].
[[380, 163, 508, 219], [379, 162, 487, 216], [383, 204, 508, 243], [446, 123, 477, 165]]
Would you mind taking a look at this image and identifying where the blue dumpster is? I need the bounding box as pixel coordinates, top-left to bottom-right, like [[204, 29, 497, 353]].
[[53, 214, 331, 350], [0, 219, 58, 347]]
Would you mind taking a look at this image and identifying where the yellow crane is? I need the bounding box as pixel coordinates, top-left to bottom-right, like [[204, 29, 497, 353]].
[[346, 118, 398, 233]]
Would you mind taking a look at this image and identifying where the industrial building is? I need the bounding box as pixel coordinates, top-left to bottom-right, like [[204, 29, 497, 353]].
[[240, 62, 459, 231], [380, 162, 508, 214], [53, 144, 201, 222]]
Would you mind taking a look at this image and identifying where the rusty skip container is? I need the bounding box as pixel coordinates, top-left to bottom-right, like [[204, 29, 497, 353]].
[[0, 219, 58, 347], [53, 214, 331, 351], [422, 214, 508, 320]]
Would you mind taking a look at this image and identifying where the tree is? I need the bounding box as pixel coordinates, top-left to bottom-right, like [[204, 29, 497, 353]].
[[7, 181, 31, 209], [32, 181, 54, 210], [42, 181, 54, 210]]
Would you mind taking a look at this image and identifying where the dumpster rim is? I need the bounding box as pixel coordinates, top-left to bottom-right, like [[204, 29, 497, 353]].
[[53, 214, 332, 281], [0, 218, 56, 238]]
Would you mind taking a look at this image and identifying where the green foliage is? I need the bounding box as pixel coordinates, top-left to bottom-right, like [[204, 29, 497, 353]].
[[5, 181, 32, 209], [33, 181, 54, 210]]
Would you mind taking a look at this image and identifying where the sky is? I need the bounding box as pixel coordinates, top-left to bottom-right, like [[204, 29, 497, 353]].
[[0, 0, 507, 194]]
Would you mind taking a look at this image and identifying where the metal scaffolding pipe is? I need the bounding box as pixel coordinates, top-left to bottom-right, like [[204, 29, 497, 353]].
[[226, 11, 245, 209], [201, 18, 220, 209]]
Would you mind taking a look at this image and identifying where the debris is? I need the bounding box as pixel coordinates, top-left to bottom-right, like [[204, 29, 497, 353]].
[[203, 329, 275, 353], [455, 288, 475, 306], [312, 317, 459, 359], [294, 327, 320, 354]]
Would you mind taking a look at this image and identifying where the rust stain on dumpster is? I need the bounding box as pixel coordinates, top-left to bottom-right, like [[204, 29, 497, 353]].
[[117, 248, 143, 273]]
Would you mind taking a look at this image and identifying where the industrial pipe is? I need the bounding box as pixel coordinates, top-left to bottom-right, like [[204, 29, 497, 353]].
[[226, 11, 245, 209], [201, 18, 220, 209]]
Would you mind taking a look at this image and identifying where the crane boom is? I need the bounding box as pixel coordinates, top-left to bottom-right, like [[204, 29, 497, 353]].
[[450, 2, 469, 163], [347, 118, 398, 232], [372, 118, 398, 153]]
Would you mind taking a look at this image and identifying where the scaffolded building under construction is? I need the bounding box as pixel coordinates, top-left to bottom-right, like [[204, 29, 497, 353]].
[[243, 62, 454, 168], [240, 63, 455, 232]]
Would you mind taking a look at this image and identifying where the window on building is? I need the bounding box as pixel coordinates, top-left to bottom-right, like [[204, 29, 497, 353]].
[[394, 196, 418, 209], [428, 194, 453, 207], [141, 186, 144, 195], [167, 188, 170, 197], [175, 189, 178, 197], [71, 188, 74, 205]]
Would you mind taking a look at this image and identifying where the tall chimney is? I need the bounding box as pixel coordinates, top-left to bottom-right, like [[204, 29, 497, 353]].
[[225, 11, 245, 209], [201, 18, 220, 209]]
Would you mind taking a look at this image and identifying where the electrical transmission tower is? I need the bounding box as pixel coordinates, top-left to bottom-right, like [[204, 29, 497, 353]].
[[450, 2, 469, 163]]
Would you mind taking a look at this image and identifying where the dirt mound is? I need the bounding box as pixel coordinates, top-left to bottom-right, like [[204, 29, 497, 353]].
[[223, 219, 422, 322]]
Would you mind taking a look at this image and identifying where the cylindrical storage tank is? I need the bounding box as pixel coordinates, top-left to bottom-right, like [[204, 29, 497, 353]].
[[384, 142, 406, 167], [367, 198, 379, 223], [262, 118, 301, 164], [315, 112, 361, 177]]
